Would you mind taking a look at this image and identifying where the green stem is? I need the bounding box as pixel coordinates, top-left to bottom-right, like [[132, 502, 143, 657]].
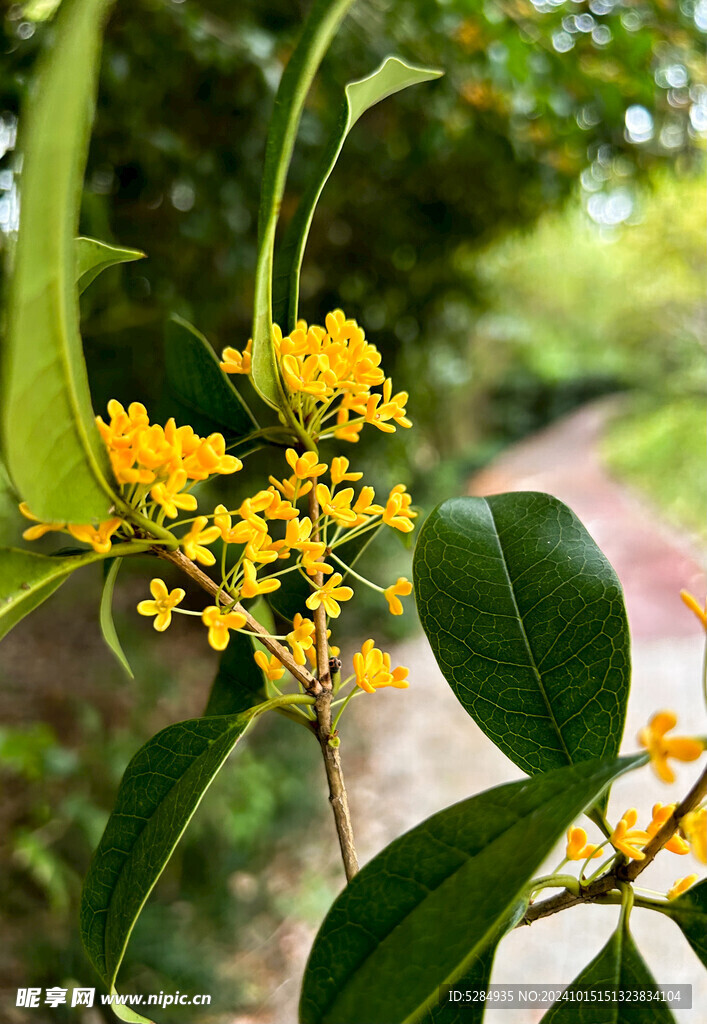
[[121, 502, 179, 549], [246, 693, 316, 720], [527, 874, 580, 897], [618, 881, 634, 932], [331, 686, 360, 732], [329, 551, 382, 591]]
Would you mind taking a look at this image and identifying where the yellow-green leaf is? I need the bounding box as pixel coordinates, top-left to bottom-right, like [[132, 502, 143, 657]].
[[76, 236, 144, 295], [2, 0, 118, 523]]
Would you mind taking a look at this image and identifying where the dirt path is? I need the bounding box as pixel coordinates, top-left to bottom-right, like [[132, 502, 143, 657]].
[[264, 400, 707, 1024]]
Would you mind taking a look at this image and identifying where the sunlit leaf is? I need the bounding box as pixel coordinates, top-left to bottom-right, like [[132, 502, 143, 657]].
[[413, 493, 630, 776], [99, 558, 133, 678], [274, 57, 442, 329], [163, 315, 257, 439], [80, 713, 254, 1000], [76, 235, 144, 295], [251, 0, 356, 409], [300, 755, 643, 1024], [2, 0, 118, 523], [541, 925, 676, 1022]]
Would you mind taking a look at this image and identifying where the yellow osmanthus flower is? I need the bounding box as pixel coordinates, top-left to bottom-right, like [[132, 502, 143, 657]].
[[68, 518, 122, 555], [667, 874, 699, 900], [610, 809, 650, 861], [220, 338, 252, 375], [286, 448, 328, 480], [269, 473, 312, 501], [315, 484, 357, 526], [639, 710, 704, 784], [202, 606, 247, 651], [150, 469, 198, 519], [287, 613, 316, 665], [306, 572, 354, 618], [680, 589, 707, 629], [254, 650, 285, 681], [181, 516, 221, 566], [330, 457, 362, 485], [384, 577, 413, 616], [19, 503, 66, 541], [382, 484, 416, 533], [300, 541, 334, 577], [681, 808, 707, 864], [646, 804, 689, 854], [565, 827, 602, 861], [137, 578, 186, 631], [240, 559, 281, 598], [353, 639, 409, 694]]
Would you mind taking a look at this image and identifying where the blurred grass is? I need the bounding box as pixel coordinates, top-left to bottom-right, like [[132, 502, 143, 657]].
[[602, 396, 707, 542]]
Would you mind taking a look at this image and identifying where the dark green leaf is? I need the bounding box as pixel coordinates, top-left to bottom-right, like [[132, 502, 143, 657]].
[[204, 630, 264, 716], [251, 0, 355, 409], [299, 754, 643, 1024], [164, 315, 257, 439], [541, 926, 676, 1022], [76, 235, 144, 294], [274, 57, 442, 329], [80, 713, 253, 993], [0, 546, 108, 641], [663, 877, 707, 969], [1, 0, 118, 523], [413, 493, 630, 776], [99, 558, 133, 678]]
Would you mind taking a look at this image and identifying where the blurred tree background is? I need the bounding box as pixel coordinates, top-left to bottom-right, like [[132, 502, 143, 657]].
[[0, 0, 705, 1019]]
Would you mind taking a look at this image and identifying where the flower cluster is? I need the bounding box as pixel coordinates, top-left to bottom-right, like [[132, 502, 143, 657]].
[[19, 401, 242, 555], [220, 309, 411, 443]]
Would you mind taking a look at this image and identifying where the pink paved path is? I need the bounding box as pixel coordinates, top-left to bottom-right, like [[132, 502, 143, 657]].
[[469, 399, 705, 639]]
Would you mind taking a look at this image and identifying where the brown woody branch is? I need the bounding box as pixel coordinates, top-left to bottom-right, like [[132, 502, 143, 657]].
[[522, 761, 707, 926]]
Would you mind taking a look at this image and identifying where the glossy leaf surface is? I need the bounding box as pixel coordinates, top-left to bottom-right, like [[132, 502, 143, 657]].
[[251, 0, 355, 409], [99, 558, 133, 678], [164, 315, 256, 439], [273, 57, 441, 329], [2, 0, 117, 523], [204, 631, 265, 716], [541, 926, 676, 1022], [76, 235, 144, 294], [0, 547, 108, 641], [665, 878, 707, 969], [80, 714, 253, 991], [413, 493, 630, 775], [299, 755, 642, 1024]]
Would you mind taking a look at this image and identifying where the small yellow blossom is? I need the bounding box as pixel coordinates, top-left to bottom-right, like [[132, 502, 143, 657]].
[[68, 518, 122, 554], [220, 339, 252, 375], [305, 572, 354, 618], [384, 577, 413, 616], [667, 874, 699, 900], [240, 559, 281, 598], [19, 502, 66, 541], [201, 605, 247, 651], [287, 613, 316, 665], [285, 449, 328, 480], [382, 484, 416, 533], [565, 827, 602, 861], [300, 541, 334, 577], [316, 483, 357, 526], [150, 469, 198, 519], [639, 711, 704, 784], [610, 808, 650, 861], [137, 578, 185, 631], [680, 589, 707, 629], [254, 650, 285, 681], [353, 639, 409, 694], [681, 808, 707, 864], [269, 474, 312, 501], [181, 516, 221, 566], [646, 804, 690, 855], [330, 457, 362, 485]]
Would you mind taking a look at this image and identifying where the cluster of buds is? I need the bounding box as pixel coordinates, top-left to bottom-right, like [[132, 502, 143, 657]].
[[221, 309, 410, 443]]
